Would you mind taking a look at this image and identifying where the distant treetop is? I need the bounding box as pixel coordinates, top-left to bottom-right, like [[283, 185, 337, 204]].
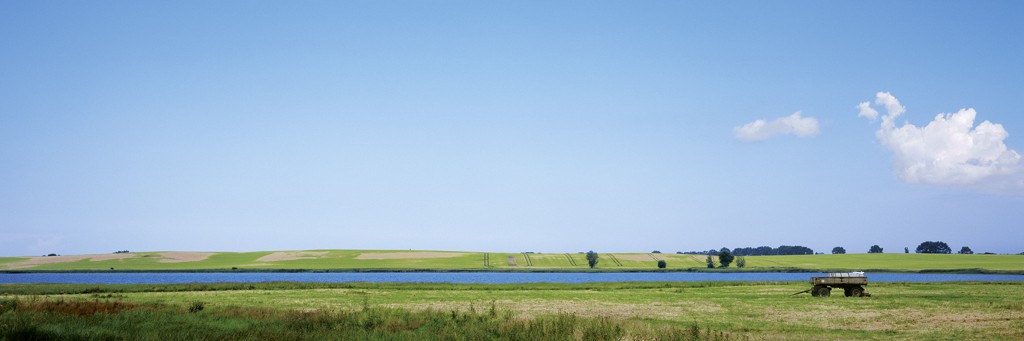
[[916, 241, 952, 254]]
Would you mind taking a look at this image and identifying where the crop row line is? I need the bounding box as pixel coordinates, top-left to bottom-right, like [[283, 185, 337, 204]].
[[521, 253, 534, 267], [608, 254, 623, 266], [564, 253, 578, 266]]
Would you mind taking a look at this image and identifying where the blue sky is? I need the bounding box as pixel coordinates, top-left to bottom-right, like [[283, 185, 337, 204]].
[[2, 1, 1023, 256]]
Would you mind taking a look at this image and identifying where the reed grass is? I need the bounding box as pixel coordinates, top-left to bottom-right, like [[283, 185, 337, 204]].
[[0, 296, 731, 340]]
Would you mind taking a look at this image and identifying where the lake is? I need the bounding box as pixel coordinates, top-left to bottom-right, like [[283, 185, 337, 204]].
[[2, 272, 1024, 285]]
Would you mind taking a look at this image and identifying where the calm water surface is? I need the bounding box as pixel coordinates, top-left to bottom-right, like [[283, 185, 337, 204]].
[[2, 272, 1024, 284]]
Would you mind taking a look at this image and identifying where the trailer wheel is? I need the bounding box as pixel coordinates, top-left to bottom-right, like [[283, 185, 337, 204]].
[[850, 286, 864, 297], [843, 288, 852, 297], [812, 285, 830, 297]]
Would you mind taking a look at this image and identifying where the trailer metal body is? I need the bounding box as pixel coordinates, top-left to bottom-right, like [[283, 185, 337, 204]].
[[809, 272, 868, 297]]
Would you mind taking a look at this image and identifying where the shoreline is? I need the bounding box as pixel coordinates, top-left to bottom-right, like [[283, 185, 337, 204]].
[[4, 267, 1023, 275]]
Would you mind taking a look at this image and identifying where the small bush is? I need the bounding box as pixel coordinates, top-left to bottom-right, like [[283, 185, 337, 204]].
[[188, 301, 205, 313], [657, 260, 667, 269]]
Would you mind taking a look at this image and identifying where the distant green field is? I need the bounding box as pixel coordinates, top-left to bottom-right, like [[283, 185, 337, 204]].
[[2, 250, 1022, 273], [0, 257, 27, 267], [748, 253, 1024, 272]]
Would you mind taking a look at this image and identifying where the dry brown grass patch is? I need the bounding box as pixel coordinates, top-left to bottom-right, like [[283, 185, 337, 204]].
[[14, 299, 138, 316], [355, 252, 465, 260], [4, 254, 137, 269], [384, 299, 719, 320], [770, 305, 1024, 335], [158, 252, 215, 263], [257, 251, 329, 262], [614, 254, 659, 262]]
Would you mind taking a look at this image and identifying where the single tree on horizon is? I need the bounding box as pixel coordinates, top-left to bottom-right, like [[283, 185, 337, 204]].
[[868, 245, 883, 253], [718, 247, 734, 268], [585, 250, 599, 269], [832, 247, 846, 254]]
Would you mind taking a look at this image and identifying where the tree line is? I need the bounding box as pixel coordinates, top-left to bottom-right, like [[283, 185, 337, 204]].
[[681, 241, 987, 257], [680, 245, 814, 256], [830, 241, 977, 254]]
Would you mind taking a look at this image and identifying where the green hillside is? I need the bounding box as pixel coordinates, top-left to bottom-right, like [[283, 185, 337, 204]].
[[748, 253, 1024, 272], [2, 250, 1021, 273]]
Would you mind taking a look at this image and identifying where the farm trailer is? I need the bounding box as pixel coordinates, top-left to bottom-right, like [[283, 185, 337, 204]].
[[809, 272, 869, 297]]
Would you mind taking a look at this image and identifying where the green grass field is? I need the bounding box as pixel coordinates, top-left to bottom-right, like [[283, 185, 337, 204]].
[[3, 281, 1022, 340], [750, 253, 1024, 272], [2, 250, 1022, 273]]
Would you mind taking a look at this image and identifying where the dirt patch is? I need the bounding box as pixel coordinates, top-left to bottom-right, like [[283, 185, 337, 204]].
[[158, 252, 215, 263], [257, 251, 329, 262], [355, 252, 465, 260], [4, 254, 136, 269]]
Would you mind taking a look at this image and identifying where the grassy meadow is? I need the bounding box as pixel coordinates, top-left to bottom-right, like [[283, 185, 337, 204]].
[[3, 281, 1023, 340], [2, 250, 1022, 273]]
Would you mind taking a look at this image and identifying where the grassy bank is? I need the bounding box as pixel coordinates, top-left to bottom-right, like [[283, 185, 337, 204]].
[[0, 298, 722, 340], [2, 281, 1022, 340], [2, 250, 1022, 273]]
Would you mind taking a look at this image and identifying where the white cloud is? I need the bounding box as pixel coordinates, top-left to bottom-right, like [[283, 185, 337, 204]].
[[874, 91, 905, 119], [734, 112, 820, 141], [859, 92, 1023, 192], [857, 101, 878, 120]]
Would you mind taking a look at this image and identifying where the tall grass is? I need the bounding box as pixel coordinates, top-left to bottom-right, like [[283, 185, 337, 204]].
[[0, 297, 731, 340], [0, 280, 775, 296], [4, 281, 1022, 339]]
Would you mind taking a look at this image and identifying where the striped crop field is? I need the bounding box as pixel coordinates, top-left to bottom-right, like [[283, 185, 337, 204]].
[[1, 250, 1022, 273]]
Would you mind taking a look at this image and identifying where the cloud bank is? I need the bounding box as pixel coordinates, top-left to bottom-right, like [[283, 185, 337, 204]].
[[734, 112, 820, 141], [860, 92, 1023, 192]]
